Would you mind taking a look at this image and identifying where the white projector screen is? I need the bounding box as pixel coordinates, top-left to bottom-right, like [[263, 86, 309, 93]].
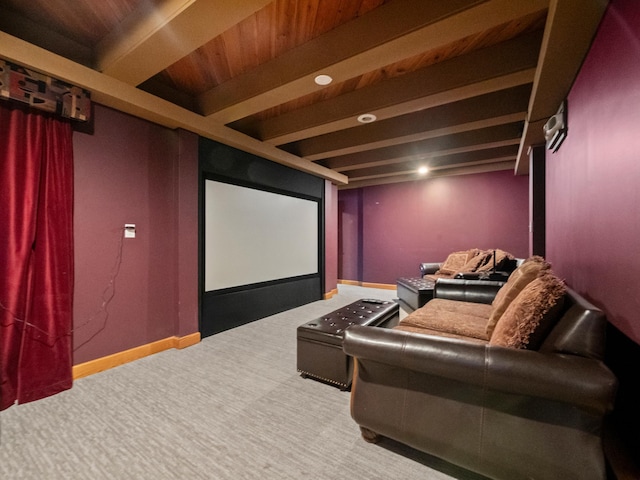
[[204, 180, 319, 291]]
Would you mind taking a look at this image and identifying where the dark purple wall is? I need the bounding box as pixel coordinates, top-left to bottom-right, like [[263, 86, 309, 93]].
[[73, 105, 199, 364], [339, 170, 529, 284], [546, 0, 640, 344]]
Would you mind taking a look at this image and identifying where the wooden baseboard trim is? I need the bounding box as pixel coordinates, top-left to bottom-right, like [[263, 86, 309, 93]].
[[175, 332, 201, 349], [72, 332, 201, 380], [338, 280, 396, 290], [362, 282, 396, 290], [324, 288, 339, 300]]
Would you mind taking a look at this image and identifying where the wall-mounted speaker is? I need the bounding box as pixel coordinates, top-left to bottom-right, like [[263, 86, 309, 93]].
[[543, 100, 567, 152]]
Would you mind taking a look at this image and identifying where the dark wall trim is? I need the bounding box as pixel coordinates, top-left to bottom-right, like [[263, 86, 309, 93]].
[[201, 275, 321, 337], [199, 138, 325, 337], [199, 138, 323, 198], [529, 145, 546, 257]]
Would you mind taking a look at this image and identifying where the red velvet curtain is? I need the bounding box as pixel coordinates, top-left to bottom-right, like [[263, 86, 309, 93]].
[[0, 102, 74, 411]]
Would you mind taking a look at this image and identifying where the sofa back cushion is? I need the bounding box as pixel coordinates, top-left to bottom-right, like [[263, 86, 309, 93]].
[[489, 273, 566, 349], [485, 256, 551, 337]]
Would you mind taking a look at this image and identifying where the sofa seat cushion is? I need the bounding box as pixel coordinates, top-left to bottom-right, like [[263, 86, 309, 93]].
[[426, 298, 493, 318], [393, 324, 488, 343], [490, 273, 566, 349], [399, 301, 491, 340]]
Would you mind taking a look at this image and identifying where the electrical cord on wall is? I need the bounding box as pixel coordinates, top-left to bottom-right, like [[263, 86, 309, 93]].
[[71, 228, 125, 351], [0, 227, 125, 349]]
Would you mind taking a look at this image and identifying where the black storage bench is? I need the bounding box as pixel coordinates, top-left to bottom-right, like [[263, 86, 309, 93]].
[[396, 277, 435, 311], [296, 299, 399, 390]]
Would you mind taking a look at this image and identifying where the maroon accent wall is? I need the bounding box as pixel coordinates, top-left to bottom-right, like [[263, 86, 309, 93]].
[[324, 180, 338, 294], [175, 129, 199, 337], [338, 170, 529, 284], [546, 0, 640, 345], [72, 105, 199, 364]]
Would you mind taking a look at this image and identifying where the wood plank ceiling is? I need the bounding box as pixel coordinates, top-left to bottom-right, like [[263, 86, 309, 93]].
[[0, 0, 608, 187]]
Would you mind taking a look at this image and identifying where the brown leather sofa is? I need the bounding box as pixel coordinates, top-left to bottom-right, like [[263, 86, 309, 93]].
[[397, 250, 522, 312], [343, 274, 618, 480], [419, 248, 519, 281]]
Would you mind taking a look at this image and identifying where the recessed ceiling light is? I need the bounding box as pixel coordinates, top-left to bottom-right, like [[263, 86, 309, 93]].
[[314, 74, 333, 85], [357, 113, 377, 124], [418, 166, 429, 175]]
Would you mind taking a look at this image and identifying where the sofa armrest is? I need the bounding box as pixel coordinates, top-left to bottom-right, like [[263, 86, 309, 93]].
[[434, 278, 504, 304], [419, 262, 441, 276], [343, 326, 617, 416]]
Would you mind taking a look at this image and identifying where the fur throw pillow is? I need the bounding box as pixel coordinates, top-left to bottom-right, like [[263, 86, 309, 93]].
[[489, 273, 566, 349], [485, 256, 552, 337]]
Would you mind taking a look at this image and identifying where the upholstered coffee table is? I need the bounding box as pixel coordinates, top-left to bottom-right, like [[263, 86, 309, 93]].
[[296, 299, 399, 390], [396, 277, 435, 311]]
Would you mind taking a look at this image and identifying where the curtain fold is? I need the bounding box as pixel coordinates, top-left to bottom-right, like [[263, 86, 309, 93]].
[[1, 102, 74, 411]]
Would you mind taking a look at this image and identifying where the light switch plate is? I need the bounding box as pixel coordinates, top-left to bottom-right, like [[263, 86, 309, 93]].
[[124, 224, 136, 238]]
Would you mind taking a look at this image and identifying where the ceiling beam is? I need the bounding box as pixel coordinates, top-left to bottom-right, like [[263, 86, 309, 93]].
[[138, 77, 199, 111], [200, 0, 549, 122], [284, 84, 532, 160], [515, 0, 609, 174], [0, 32, 347, 185], [322, 123, 523, 171], [306, 112, 525, 161], [245, 30, 541, 145], [346, 155, 516, 180], [332, 139, 520, 172], [95, 0, 273, 85], [261, 69, 534, 146], [341, 161, 516, 190], [346, 144, 519, 175]]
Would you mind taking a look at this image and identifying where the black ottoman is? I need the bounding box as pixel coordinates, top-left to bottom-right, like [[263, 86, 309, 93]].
[[297, 299, 399, 390], [396, 277, 435, 311]]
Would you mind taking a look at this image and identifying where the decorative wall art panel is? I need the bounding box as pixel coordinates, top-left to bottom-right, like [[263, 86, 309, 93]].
[[0, 59, 90, 121]]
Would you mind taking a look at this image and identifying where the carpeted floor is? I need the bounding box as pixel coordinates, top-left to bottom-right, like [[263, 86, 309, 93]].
[[0, 285, 486, 480]]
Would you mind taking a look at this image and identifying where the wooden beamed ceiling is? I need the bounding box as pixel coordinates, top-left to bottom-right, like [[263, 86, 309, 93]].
[[0, 0, 609, 187]]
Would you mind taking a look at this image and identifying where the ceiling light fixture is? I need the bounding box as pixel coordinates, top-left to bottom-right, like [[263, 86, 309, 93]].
[[418, 166, 429, 175], [314, 74, 333, 85], [357, 113, 377, 124]]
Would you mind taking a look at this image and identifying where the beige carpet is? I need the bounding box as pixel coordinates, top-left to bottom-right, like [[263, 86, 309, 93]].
[[0, 285, 485, 480]]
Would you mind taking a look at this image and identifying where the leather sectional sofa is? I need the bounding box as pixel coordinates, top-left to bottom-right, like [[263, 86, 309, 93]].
[[419, 248, 519, 281], [343, 256, 618, 480], [397, 248, 522, 311]]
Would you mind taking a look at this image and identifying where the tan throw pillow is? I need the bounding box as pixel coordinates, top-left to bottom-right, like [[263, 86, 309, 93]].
[[436, 250, 476, 275], [485, 256, 551, 337], [489, 273, 566, 349]]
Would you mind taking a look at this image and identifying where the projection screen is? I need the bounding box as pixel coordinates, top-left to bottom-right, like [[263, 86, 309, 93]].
[[204, 180, 319, 291]]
